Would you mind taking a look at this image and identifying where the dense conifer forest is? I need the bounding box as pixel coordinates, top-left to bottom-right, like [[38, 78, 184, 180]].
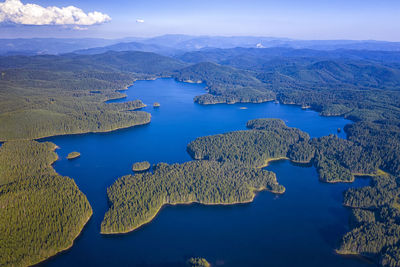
[[101, 160, 284, 234], [1, 47, 400, 266], [187, 119, 309, 168], [0, 140, 92, 266], [188, 119, 379, 183]]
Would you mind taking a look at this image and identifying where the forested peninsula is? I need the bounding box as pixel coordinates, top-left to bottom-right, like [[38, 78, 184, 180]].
[[0, 140, 92, 266], [101, 160, 284, 234]]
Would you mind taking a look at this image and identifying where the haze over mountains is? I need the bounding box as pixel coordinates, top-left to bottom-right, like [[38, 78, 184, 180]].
[[2, 34, 400, 56]]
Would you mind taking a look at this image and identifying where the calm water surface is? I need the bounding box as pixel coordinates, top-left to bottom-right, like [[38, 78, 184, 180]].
[[40, 78, 372, 266]]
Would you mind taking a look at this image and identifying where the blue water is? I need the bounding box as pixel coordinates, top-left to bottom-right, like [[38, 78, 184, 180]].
[[40, 78, 372, 266]]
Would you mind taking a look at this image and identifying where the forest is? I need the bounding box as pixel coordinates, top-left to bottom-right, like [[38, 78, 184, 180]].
[[173, 48, 400, 266], [336, 172, 400, 267], [173, 62, 275, 104], [187, 118, 309, 168], [0, 140, 92, 266], [101, 118, 385, 236], [186, 119, 400, 265], [1, 47, 400, 266], [0, 51, 186, 141], [188, 119, 380, 183], [101, 160, 284, 234]]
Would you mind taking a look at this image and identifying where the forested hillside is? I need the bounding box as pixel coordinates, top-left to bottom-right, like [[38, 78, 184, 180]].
[[173, 62, 275, 104], [0, 140, 92, 266], [175, 48, 400, 115], [0, 51, 186, 140]]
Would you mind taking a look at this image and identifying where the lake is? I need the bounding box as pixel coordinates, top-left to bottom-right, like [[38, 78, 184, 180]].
[[40, 78, 372, 266]]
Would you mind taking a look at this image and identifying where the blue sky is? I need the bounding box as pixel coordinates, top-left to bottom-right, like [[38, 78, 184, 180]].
[[1, 0, 399, 41]]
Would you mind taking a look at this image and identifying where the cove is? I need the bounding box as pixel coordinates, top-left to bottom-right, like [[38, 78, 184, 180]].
[[40, 78, 371, 266]]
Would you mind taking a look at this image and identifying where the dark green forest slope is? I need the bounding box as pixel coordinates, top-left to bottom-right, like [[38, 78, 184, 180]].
[[0, 140, 92, 266]]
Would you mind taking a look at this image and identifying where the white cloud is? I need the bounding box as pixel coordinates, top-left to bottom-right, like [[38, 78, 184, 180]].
[[136, 19, 144, 23], [0, 0, 111, 26]]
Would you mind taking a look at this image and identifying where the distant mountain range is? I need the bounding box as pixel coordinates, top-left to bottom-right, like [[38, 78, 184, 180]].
[[176, 47, 400, 66], [1, 34, 400, 56], [73, 41, 180, 56]]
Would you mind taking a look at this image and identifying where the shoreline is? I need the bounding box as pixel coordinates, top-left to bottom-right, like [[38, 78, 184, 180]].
[[0, 75, 160, 142], [33, 146, 94, 266], [258, 157, 289, 169], [0, 117, 152, 143], [334, 249, 374, 264], [1, 76, 352, 143]]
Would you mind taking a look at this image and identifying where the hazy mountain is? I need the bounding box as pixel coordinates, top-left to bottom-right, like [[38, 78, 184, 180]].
[[73, 41, 180, 56], [0, 38, 120, 55], [2, 35, 400, 56], [0, 51, 187, 74], [177, 47, 400, 66], [143, 34, 400, 51]]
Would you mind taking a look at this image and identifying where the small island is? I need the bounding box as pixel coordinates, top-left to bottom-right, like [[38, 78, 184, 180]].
[[132, 161, 151, 172], [67, 152, 81, 160], [187, 257, 211, 267], [153, 102, 161, 108]]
